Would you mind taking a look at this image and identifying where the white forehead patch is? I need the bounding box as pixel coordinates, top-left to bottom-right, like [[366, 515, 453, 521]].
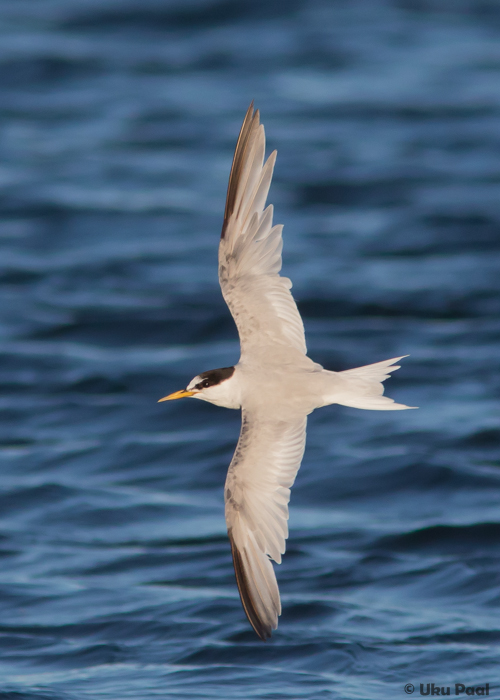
[[187, 376, 202, 391]]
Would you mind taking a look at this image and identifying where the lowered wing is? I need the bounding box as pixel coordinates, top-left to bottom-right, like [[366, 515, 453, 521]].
[[225, 409, 307, 639]]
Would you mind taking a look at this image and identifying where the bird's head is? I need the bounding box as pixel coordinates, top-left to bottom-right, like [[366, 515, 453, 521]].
[[158, 366, 239, 408]]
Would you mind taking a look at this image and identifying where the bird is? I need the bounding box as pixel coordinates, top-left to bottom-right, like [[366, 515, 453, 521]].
[[159, 103, 415, 641]]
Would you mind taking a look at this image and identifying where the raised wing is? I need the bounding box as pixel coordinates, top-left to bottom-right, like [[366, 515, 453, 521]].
[[225, 409, 307, 639], [219, 104, 307, 361]]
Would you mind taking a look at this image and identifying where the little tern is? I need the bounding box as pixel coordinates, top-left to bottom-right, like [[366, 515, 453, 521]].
[[159, 104, 414, 640]]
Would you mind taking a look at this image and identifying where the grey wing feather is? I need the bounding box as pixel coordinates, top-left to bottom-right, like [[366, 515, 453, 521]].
[[225, 409, 307, 639], [219, 104, 307, 361]]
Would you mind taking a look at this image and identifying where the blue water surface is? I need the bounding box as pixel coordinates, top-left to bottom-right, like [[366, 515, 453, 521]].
[[0, 1, 499, 698]]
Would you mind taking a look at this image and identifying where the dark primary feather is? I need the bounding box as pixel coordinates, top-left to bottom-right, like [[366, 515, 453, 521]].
[[221, 102, 257, 240], [229, 529, 272, 641]]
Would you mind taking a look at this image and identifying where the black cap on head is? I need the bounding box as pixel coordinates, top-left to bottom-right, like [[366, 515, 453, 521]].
[[195, 366, 235, 390]]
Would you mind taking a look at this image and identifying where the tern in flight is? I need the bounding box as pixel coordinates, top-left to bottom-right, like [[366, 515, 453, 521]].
[[159, 104, 414, 640]]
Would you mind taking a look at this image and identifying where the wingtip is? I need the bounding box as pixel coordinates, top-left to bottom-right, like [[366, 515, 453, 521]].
[[221, 102, 262, 241], [242, 99, 258, 124], [228, 529, 274, 642], [390, 355, 409, 363]]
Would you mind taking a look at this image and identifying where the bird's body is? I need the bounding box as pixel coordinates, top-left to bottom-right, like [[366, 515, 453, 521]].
[[160, 104, 415, 640]]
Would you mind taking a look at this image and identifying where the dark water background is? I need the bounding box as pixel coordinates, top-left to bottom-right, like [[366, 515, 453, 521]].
[[0, 1, 499, 698]]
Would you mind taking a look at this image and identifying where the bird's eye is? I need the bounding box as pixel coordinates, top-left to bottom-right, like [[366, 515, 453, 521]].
[[202, 380, 210, 388]]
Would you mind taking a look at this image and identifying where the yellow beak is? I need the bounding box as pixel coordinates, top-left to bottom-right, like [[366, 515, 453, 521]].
[[158, 389, 195, 402]]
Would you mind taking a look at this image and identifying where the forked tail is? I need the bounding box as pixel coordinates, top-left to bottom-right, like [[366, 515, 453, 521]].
[[325, 356, 416, 411]]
